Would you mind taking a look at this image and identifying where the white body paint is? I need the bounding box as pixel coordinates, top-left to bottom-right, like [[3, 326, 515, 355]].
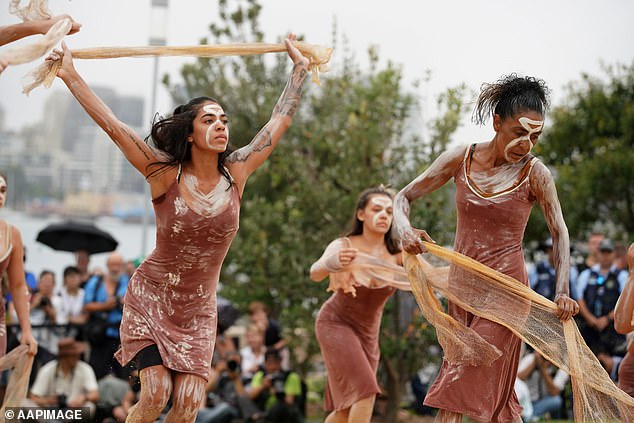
[[503, 117, 543, 163], [182, 173, 232, 217]]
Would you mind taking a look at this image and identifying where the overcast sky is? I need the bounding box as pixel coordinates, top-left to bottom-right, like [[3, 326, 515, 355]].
[[1, 0, 633, 144]]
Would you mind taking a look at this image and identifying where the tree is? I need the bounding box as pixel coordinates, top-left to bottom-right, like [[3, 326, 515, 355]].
[[165, 1, 465, 420], [532, 63, 634, 243]]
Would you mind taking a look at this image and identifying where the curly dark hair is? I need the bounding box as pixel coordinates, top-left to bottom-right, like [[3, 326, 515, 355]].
[[473, 74, 550, 125], [145, 96, 234, 186], [345, 186, 401, 255]]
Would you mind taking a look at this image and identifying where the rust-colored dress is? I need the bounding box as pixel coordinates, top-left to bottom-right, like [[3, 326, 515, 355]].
[[316, 282, 395, 411], [115, 176, 240, 381], [424, 145, 536, 422], [0, 221, 12, 356], [619, 336, 634, 397]]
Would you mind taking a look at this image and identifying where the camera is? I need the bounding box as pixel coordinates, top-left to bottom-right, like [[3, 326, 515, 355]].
[[58, 393, 67, 408], [227, 359, 240, 372], [267, 372, 287, 398], [39, 296, 51, 307]]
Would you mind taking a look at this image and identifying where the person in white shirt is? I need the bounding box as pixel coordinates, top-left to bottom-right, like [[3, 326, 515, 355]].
[[517, 349, 569, 420], [240, 324, 266, 384], [28, 338, 99, 417], [56, 266, 87, 327]]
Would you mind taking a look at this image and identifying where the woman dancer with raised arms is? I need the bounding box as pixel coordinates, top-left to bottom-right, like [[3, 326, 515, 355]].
[[393, 75, 579, 423], [47, 35, 308, 423]]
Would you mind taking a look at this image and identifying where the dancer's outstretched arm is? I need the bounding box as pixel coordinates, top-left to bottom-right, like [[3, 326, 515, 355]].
[[47, 43, 158, 181], [227, 34, 309, 192], [0, 14, 81, 46], [393, 146, 464, 254]]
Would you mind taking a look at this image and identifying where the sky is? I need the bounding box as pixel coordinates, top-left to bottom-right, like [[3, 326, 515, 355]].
[[1, 0, 634, 145]]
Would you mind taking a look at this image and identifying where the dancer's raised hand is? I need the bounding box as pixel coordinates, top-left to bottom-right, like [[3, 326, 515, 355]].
[[46, 41, 76, 81], [284, 33, 309, 69]]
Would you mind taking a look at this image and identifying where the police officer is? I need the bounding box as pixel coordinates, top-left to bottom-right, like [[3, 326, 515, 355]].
[[576, 239, 628, 356]]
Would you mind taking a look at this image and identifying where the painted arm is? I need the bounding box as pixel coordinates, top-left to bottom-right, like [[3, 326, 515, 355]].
[[309, 238, 357, 282], [227, 34, 309, 193], [0, 15, 80, 46], [48, 43, 159, 180], [393, 146, 464, 254], [6, 226, 37, 355], [614, 243, 634, 334], [530, 161, 579, 321]]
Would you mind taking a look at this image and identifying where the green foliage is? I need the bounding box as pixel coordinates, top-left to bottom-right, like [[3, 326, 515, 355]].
[[533, 63, 634, 242], [166, 1, 466, 419]]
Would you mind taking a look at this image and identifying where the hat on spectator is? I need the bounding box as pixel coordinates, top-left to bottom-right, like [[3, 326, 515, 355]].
[[540, 237, 553, 250], [58, 338, 86, 357], [599, 239, 614, 252]]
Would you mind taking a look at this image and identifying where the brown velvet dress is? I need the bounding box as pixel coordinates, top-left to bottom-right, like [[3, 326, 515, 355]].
[[315, 283, 395, 411], [115, 177, 240, 381], [619, 341, 634, 397], [0, 221, 12, 356], [424, 146, 536, 422]]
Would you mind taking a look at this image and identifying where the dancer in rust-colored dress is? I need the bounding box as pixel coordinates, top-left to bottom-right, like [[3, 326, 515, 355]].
[[311, 186, 406, 423], [48, 35, 309, 423], [0, 172, 37, 357], [393, 75, 579, 422], [615, 243, 634, 397]]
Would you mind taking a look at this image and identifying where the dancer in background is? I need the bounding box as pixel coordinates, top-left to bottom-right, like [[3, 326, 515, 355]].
[[47, 34, 308, 423], [393, 74, 578, 422], [310, 186, 407, 423], [0, 172, 37, 356]]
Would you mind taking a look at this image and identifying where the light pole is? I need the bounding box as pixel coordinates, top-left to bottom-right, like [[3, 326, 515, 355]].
[[141, 0, 168, 257]]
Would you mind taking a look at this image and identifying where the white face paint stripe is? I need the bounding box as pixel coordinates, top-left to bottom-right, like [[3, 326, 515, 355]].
[[370, 196, 393, 227], [202, 104, 228, 148], [504, 116, 544, 162]]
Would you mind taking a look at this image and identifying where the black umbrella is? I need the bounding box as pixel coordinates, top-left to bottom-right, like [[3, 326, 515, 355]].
[[36, 220, 118, 254], [217, 296, 241, 334]]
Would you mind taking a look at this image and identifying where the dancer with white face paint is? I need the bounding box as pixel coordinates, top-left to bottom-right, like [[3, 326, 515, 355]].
[[393, 74, 579, 423], [310, 186, 409, 423], [46, 34, 309, 423], [0, 172, 38, 357]]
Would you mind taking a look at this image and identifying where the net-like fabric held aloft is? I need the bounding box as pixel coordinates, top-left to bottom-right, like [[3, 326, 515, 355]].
[[402, 241, 634, 422], [22, 41, 333, 94]]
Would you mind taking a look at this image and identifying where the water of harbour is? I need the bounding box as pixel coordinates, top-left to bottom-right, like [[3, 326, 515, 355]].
[[1, 209, 157, 284]]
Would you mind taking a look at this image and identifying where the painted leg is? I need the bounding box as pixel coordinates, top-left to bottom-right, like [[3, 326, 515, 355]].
[[347, 395, 375, 423], [164, 372, 207, 423], [434, 409, 463, 423], [126, 365, 173, 423]]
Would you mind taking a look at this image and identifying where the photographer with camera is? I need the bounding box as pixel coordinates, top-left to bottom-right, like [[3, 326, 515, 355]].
[[244, 348, 303, 423], [28, 338, 99, 420], [196, 349, 244, 423], [82, 252, 129, 379], [29, 270, 61, 379]]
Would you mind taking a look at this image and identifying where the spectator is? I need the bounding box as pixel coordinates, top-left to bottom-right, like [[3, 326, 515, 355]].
[[529, 237, 579, 301], [615, 242, 629, 273], [83, 251, 129, 379], [56, 266, 87, 332], [244, 348, 303, 423], [97, 372, 135, 422], [30, 270, 60, 368], [248, 302, 289, 370], [517, 349, 569, 420], [576, 239, 628, 356], [577, 232, 605, 274], [124, 259, 137, 279], [28, 338, 99, 417], [196, 350, 243, 423], [240, 324, 266, 383], [75, 249, 92, 287]]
